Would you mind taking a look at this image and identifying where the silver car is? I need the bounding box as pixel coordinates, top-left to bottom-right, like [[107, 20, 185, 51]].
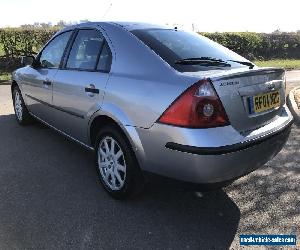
[[12, 22, 293, 198]]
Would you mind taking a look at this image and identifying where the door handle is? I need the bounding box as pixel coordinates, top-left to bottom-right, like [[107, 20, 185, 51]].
[[43, 80, 52, 86], [85, 84, 99, 94]]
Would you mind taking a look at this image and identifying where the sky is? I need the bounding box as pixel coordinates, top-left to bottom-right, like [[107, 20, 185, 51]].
[[0, 0, 299, 32]]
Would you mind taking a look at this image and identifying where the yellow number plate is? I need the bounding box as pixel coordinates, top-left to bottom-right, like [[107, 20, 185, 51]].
[[249, 91, 281, 114]]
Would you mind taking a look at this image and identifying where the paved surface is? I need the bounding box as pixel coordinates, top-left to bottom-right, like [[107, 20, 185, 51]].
[[294, 89, 300, 109], [286, 70, 300, 83], [0, 84, 299, 250], [286, 70, 300, 93]]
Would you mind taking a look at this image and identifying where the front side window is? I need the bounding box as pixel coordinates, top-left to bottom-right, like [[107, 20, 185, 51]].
[[66, 29, 105, 70], [39, 31, 72, 69], [131, 29, 250, 72]]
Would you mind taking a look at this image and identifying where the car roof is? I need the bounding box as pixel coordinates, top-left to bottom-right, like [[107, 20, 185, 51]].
[[61, 21, 169, 32], [108, 22, 169, 30]]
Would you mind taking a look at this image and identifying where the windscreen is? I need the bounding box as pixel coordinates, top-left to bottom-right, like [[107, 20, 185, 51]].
[[131, 29, 250, 72]]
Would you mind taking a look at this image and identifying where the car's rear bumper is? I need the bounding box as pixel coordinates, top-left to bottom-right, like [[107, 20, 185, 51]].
[[165, 121, 292, 155], [134, 106, 293, 184]]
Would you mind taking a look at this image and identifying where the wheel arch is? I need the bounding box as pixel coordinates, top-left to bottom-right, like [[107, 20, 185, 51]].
[[88, 108, 146, 169], [11, 80, 19, 97], [89, 115, 120, 146]]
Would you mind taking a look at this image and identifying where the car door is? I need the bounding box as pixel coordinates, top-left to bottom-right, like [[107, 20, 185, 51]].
[[50, 29, 112, 144], [21, 31, 73, 122]]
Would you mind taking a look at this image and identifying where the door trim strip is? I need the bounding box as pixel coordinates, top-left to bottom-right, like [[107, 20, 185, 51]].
[[26, 94, 84, 119], [29, 112, 94, 151]]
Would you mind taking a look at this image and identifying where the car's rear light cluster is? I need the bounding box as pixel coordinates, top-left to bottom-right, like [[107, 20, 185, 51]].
[[158, 79, 230, 128]]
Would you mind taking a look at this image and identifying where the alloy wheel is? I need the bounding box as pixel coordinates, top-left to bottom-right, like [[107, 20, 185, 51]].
[[97, 136, 127, 191], [14, 91, 23, 121]]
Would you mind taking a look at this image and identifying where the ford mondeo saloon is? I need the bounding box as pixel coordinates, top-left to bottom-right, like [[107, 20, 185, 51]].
[[11, 22, 293, 198]]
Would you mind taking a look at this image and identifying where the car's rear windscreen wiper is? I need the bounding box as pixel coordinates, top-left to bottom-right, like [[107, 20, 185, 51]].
[[175, 57, 231, 67], [227, 60, 255, 69]]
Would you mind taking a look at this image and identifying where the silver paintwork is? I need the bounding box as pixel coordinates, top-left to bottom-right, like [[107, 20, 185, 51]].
[[21, 67, 58, 122], [29, 112, 94, 151], [12, 22, 293, 184], [135, 105, 292, 183]]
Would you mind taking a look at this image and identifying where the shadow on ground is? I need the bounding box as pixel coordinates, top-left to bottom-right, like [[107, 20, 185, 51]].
[[0, 114, 240, 249], [225, 124, 300, 248]]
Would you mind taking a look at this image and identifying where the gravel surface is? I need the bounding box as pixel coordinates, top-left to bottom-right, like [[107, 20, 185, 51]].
[[0, 85, 299, 250]]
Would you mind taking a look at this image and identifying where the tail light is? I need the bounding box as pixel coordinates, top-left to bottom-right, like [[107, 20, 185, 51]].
[[158, 79, 230, 128]]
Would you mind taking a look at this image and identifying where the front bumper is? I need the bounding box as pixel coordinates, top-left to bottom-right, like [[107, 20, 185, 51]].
[[135, 106, 293, 184]]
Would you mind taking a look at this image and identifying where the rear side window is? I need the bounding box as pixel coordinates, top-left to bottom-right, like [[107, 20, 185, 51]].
[[97, 42, 112, 72], [131, 29, 249, 72], [66, 29, 104, 70], [39, 31, 72, 69]]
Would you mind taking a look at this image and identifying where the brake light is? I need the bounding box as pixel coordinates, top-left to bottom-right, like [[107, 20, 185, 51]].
[[158, 79, 230, 128]]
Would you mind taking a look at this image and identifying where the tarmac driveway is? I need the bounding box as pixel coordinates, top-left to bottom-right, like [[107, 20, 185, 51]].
[[286, 70, 300, 93], [0, 84, 299, 249]]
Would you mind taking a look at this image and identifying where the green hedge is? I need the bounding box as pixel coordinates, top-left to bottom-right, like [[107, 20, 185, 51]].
[[0, 28, 57, 68], [0, 28, 299, 70], [200, 32, 300, 60]]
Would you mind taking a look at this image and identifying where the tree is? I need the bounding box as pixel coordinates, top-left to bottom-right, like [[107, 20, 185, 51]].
[[55, 20, 67, 28]]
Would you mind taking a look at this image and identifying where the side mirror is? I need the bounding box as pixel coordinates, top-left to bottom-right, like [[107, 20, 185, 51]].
[[21, 56, 35, 66]]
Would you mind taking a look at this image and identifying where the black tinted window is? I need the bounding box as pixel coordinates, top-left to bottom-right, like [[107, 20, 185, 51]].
[[66, 29, 104, 70], [39, 31, 72, 68], [97, 42, 112, 72], [131, 29, 249, 72]]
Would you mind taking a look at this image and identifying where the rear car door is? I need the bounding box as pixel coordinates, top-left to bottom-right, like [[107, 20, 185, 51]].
[[22, 31, 73, 122], [51, 29, 112, 144]]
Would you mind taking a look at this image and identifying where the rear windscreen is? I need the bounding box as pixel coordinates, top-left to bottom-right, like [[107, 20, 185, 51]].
[[131, 29, 249, 72]]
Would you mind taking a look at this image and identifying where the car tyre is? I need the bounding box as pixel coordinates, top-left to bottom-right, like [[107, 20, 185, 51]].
[[12, 86, 32, 125], [95, 125, 145, 199]]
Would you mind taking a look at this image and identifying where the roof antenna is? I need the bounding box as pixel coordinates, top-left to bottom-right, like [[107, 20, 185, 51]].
[[102, 3, 112, 19]]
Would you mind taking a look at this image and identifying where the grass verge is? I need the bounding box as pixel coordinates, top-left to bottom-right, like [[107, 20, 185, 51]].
[[254, 59, 300, 70], [0, 71, 11, 84]]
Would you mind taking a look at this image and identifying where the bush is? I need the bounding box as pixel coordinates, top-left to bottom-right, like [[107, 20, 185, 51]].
[[201, 32, 262, 60], [256, 33, 300, 59], [0, 28, 57, 69], [200, 32, 300, 60]]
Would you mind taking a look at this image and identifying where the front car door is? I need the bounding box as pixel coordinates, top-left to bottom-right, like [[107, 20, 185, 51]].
[[22, 31, 73, 122], [51, 28, 112, 144]]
